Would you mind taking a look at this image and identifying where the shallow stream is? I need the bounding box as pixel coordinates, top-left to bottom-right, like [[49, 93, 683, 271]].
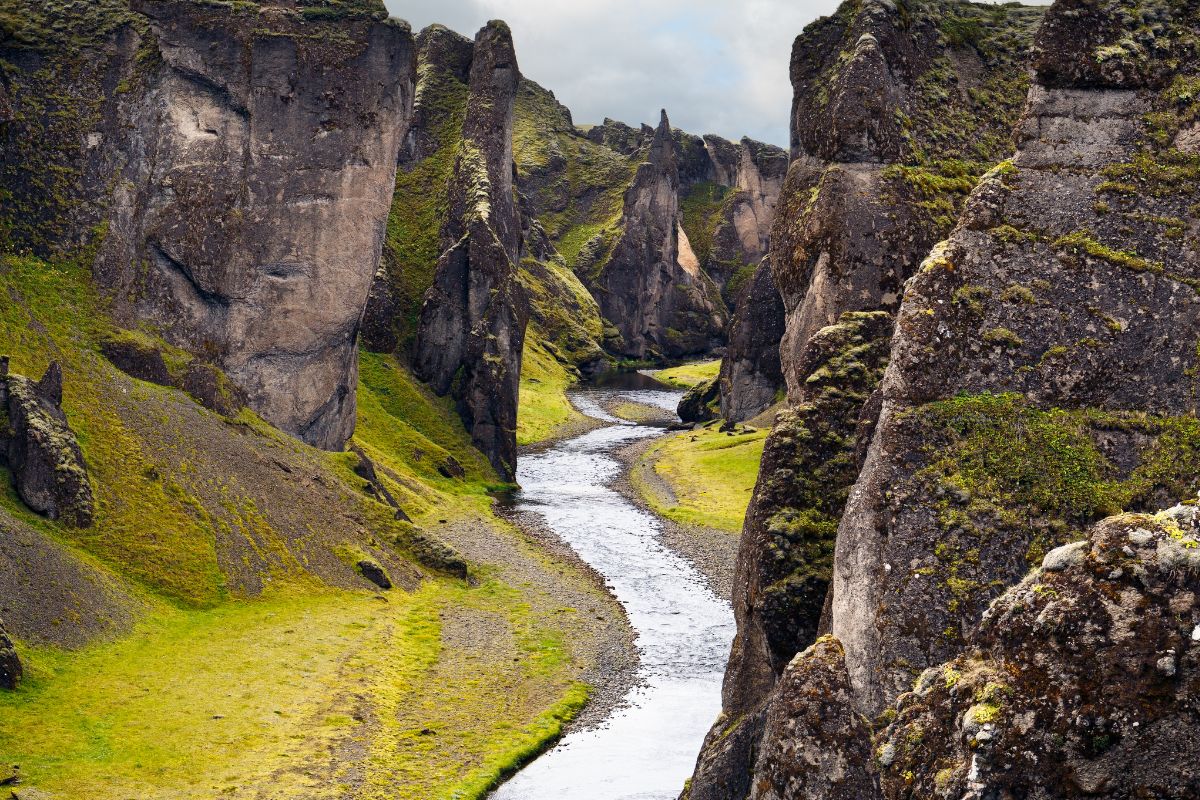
[[491, 379, 735, 800]]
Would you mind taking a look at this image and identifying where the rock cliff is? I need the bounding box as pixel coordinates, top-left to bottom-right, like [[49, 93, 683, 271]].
[[591, 110, 727, 360], [412, 20, 528, 481], [717, 261, 785, 423], [1, 0, 416, 451], [697, 0, 1200, 796], [0, 359, 94, 527]]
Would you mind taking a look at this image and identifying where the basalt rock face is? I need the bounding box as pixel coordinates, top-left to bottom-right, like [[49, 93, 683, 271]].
[[773, 0, 1043, 399], [689, 4, 1044, 792], [677, 134, 788, 303], [412, 21, 527, 481], [832, 0, 1200, 717], [701, 1, 1200, 797], [591, 110, 727, 360], [717, 261, 785, 423], [85, 1, 416, 451], [876, 512, 1200, 798], [0, 361, 94, 528], [750, 636, 879, 800]]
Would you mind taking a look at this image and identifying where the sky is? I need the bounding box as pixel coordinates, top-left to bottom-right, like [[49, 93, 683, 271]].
[[382, 0, 844, 148], [382, 1, 1018, 148]]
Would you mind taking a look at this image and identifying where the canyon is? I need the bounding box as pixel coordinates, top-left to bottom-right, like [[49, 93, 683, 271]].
[[1, 0, 1199, 798]]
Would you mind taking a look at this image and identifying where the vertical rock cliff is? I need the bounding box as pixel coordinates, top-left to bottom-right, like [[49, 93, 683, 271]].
[[717, 261, 785, 423], [698, 0, 1200, 796], [412, 21, 528, 481], [832, 0, 1200, 717], [591, 110, 727, 360], [95, 1, 414, 450], [687, 1, 1045, 795]]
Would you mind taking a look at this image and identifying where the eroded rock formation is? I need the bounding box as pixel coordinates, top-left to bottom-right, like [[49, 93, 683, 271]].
[[412, 20, 528, 481], [88, 1, 416, 450], [0, 616, 20, 690], [688, 2, 1044, 794], [717, 261, 785, 423], [591, 110, 727, 360], [0, 359, 94, 528], [698, 0, 1200, 796]]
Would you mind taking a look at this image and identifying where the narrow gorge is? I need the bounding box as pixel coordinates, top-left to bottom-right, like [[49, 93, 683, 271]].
[[1, 0, 1198, 798]]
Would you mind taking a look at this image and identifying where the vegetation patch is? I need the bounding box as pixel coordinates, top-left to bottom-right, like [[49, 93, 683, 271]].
[[634, 426, 767, 533], [650, 359, 721, 389]]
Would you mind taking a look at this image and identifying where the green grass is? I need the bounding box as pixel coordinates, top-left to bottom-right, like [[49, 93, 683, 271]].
[[0, 248, 602, 798], [516, 331, 587, 446], [634, 426, 767, 532], [0, 579, 590, 800], [650, 359, 722, 389]]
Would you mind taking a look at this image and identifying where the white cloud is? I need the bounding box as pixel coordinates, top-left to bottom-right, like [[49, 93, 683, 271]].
[[383, 0, 1012, 147]]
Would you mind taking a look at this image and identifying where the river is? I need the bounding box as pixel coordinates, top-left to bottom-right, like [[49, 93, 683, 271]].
[[491, 380, 735, 800]]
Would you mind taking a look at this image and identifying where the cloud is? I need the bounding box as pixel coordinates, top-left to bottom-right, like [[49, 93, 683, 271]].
[[383, 0, 1010, 148]]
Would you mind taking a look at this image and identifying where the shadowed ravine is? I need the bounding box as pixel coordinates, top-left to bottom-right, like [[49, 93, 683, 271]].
[[492, 386, 734, 799]]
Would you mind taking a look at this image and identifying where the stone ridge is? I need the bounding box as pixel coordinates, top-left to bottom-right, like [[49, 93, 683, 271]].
[[589, 110, 728, 360], [412, 20, 528, 481]]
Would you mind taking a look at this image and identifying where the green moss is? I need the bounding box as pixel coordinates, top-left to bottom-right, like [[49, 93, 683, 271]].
[[650, 359, 721, 389], [912, 392, 1200, 524], [1053, 230, 1163, 274], [1097, 149, 1200, 199], [982, 327, 1023, 348], [678, 181, 731, 268]]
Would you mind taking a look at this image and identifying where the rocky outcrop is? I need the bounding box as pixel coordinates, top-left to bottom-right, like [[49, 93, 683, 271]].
[[875, 511, 1200, 797], [832, 0, 1200, 716], [2, 2, 415, 451], [717, 261, 785, 423], [678, 135, 787, 300], [412, 21, 527, 481], [699, 0, 1200, 797], [750, 636, 879, 800], [0, 359, 94, 528], [678, 378, 720, 424], [0, 616, 19, 690], [591, 110, 727, 360], [362, 24, 474, 354], [100, 329, 247, 416], [773, 0, 1043, 398]]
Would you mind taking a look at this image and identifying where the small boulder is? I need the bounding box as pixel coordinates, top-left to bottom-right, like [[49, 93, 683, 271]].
[[437, 455, 465, 479], [678, 377, 720, 424], [180, 362, 247, 417], [357, 559, 392, 590], [1, 360, 94, 527], [100, 332, 171, 386]]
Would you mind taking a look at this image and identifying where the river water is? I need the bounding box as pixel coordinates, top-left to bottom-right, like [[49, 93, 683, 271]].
[[491, 380, 735, 800]]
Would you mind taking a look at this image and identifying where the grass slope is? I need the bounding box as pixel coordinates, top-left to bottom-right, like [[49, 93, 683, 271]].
[[0, 249, 604, 799], [633, 425, 767, 533], [649, 359, 722, 389]]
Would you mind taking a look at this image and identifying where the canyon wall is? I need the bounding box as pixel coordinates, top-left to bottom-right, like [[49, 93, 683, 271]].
[[686, 0, 1046, 794], [411, 20, 528, 481], [693, 0, 1200, 796], [2, 0, 416, 451]]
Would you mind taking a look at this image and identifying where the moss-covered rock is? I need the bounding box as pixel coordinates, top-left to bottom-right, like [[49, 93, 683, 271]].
[[0, 360, 93, 527]]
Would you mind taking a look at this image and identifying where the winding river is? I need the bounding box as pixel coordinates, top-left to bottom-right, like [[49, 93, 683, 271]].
[[492, 380, 735, 800]]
